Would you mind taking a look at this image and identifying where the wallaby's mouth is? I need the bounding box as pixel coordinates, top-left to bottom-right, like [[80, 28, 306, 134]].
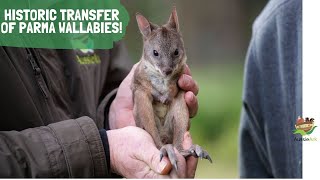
[[162, 67, 173, 76]]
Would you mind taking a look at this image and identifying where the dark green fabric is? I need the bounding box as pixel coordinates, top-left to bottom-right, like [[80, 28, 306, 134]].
[[0, 41, 132, 177], [0, 117, 106, 177]]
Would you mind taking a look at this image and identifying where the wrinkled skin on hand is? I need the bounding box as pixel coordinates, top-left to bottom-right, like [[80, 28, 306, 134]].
[[107, 127, 198, 178]]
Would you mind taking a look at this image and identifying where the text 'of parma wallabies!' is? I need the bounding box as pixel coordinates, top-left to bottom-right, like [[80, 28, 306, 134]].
[[131, 7, 212, 172]]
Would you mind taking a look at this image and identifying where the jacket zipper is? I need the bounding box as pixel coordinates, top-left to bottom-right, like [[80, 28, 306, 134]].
[[26, 48, 49, 99]]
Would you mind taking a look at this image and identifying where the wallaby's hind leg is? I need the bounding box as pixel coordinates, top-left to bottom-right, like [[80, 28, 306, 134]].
[[171, 91, 190, 151], [160, 92, 212, 170], [133, 89, 163, 149], [159, 91, 187, 170]]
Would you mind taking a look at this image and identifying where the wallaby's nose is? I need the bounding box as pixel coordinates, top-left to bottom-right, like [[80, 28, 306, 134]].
[[163, 68, 173, 75]]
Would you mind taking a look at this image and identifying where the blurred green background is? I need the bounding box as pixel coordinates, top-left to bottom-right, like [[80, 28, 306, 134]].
[[121, 0, 267, 178]]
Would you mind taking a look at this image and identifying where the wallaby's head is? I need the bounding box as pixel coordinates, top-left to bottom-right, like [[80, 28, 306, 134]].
[[136, 7, 186, 76]]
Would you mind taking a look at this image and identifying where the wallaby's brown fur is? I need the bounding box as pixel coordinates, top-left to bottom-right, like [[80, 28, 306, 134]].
[[132, 7, 212, 170]]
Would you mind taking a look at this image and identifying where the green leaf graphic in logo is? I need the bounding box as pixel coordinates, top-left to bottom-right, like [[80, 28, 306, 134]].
[[292, 126, 317, 136], [292, 129, 307, 136], [306, 126, 317, 135]]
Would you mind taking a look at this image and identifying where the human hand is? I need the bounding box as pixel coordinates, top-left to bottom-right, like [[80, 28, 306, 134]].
[[108, 63, 199, 129], [106, 126, 198, 178]]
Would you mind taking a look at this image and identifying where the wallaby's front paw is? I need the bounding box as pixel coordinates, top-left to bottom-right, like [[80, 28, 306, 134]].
[[181, 144, 213, 163], [159, 95, 172, 104], [160, 144, 178, 170]]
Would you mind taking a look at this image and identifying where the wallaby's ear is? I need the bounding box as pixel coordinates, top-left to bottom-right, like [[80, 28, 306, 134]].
[[136, 13, 152, 37], [167, 7, 179, 32]]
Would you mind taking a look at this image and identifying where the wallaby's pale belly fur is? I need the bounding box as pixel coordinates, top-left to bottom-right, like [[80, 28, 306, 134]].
[[150, 74, 171, 120], [153, 101, 172, 144], [146, 61, 177, 144]]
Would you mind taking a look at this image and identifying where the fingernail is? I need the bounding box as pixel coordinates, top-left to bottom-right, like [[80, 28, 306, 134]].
[[184, 132, 191, 139], [189, 93, 194, 102], [185, 76, 190, 87], [158, 160, 167, 172], [186, 92, 194, 103]]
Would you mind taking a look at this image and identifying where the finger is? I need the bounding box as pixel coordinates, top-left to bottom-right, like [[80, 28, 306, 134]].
[[183, 132, 198, 178], [116, 62, 141, 102], [182, 132, 193, 149], [159, 158, 172, 175], [117, 113, 136, 128], [178, 74, 199, 95], [131, 62, 139, 72], [183, 64, 192, 76], [185, 91, 198, 118], [138, 145, 172, 175], [186, 155, 198, 178], [172, 148, 187, 178], [122, 62, 139, 84]]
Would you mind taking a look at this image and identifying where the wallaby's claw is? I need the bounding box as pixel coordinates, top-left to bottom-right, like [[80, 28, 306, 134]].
[[198, 149, 212, 163], [182, 144, 213, 163], [160, 153, 164, 162], [194, 144, 212, 163], [160, 144, 178, 171], [173, 161, 178, 171]]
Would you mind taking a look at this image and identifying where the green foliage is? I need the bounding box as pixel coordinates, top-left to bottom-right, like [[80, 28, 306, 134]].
[[189, 64, 243, 178], [190, 64, 243, 144]]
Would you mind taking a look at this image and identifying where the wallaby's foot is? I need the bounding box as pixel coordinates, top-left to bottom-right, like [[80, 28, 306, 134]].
[[181, 144, 213, 163], [160, 144, 178, 170]]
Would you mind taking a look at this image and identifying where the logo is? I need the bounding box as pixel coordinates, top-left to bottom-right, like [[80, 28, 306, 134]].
[[75, 49, 101, 65], [292, 116, 317, 136]]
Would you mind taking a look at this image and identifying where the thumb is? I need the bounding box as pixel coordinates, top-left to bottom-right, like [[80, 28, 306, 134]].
[[182, 131, 193, 149], [138, 145, 172, 175], [123, 63, 139, 83]]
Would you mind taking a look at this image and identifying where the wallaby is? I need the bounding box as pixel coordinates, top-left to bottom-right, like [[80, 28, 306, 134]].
[[131, 7, 212, 170]]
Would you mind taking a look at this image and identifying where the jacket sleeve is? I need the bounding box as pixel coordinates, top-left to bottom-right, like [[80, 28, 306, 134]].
[[239, 38, 271, 178], [0, 116, 108, 178], [239, 1, 302, 177]]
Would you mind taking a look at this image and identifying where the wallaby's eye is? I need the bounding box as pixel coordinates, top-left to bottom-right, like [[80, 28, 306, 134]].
[[153, 50, 159, 57], [174, 49, 179, 56]]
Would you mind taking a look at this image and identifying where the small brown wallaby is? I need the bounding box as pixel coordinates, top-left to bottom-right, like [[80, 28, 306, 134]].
[[131, 7, 212, 170]]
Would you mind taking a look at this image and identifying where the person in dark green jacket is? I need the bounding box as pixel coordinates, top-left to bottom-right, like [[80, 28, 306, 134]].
[[0, 42, 199, 178]]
